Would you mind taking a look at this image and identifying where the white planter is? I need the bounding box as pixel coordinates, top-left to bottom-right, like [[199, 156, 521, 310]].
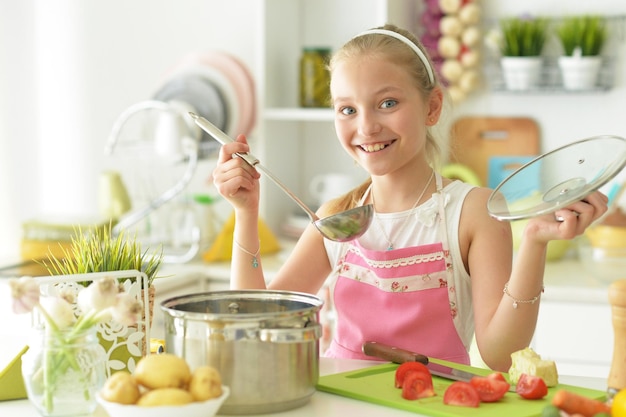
[[558, 56, 602, 90], [500, 57, 543, 91]]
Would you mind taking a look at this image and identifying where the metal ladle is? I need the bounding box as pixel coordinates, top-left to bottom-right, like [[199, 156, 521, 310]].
[[189, 112, 373, 242]]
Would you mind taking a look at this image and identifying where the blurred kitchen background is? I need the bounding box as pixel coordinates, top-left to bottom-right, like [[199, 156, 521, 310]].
[[1, 0, 626, 261], [2, 0, 626, 378]]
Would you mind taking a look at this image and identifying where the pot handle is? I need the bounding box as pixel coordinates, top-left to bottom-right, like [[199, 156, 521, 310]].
[[258, 324, 322, 343]]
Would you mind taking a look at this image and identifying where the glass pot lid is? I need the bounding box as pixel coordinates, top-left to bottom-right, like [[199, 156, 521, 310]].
[[487, 135, 626, 221]]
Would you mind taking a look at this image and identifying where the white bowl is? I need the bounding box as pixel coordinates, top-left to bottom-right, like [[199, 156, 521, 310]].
[[97, 386, 229, 417]]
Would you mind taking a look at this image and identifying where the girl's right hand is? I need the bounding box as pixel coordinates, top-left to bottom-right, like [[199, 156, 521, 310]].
[[211, 134, 261, 211]]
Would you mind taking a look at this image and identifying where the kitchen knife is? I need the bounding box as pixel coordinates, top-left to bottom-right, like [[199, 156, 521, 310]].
[[362, 341, 515, 390], [362, 341, 429, 365]]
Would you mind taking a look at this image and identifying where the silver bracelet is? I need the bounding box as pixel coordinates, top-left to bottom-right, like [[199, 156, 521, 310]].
[[233, 239, 260, 268], [503, 282, 544, 309]]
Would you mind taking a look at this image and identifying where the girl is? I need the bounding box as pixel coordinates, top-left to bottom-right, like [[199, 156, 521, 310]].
[[211, 24, 608, 371]]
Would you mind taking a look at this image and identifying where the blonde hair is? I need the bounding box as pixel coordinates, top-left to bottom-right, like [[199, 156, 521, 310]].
[[325, 24, 444, 215]]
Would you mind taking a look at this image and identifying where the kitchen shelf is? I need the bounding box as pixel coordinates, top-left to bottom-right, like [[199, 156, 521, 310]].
[[484, 15, 625, 94], [484, 56, 617, 93]]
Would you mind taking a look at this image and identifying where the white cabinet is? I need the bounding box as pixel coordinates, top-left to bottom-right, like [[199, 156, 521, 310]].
[[531, 260, 615, 378], [254, 0, 419, 233], [532, 299, 612, 378]]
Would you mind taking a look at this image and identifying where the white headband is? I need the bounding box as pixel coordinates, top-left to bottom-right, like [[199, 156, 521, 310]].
[[354, 29, 435, 86]]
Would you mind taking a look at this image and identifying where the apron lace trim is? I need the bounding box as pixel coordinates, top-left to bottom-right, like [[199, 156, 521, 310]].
[[345, 245, 445, 269]]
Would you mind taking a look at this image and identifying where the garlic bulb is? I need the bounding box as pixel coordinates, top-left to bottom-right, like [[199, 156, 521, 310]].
[[440, 16, 463, 37], [458, 70, 480, 92], [461, 26, 481, 48], [438, 36, 461, 59], [438, 0, 461, 14], [441, 59, 464, 82], [461, 50, 481, 68], [458, 3, 481, 25]]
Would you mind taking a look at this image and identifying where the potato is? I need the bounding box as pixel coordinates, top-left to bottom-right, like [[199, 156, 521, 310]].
[[189, 366, 223, 401], [100, 371, 141, 405], [134, 353, 191, 390], [137, 388, 194, 406]]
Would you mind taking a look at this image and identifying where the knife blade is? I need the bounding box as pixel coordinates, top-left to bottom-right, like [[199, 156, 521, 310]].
[[362, 341, 515, 391]]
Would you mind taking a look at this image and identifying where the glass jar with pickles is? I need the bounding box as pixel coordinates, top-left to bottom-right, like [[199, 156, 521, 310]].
[[299, 47, 331, 107]]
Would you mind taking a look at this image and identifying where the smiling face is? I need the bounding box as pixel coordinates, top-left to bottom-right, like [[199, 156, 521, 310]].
[[330, 53, 441, 178]]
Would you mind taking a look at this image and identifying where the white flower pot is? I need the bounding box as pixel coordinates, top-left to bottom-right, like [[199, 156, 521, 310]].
[[500, 57, 543, 91], [558, 56, 602, 90]]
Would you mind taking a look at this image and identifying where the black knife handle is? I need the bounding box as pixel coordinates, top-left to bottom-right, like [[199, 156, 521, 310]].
[[362, 341, 429, 365]]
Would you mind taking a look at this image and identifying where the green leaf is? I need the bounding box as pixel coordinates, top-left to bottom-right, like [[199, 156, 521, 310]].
[[38, 223, 163, 287], [557, 15, 607, 56], [500, 17, 549, 57]]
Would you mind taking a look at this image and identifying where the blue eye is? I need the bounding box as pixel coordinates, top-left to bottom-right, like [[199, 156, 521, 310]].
[[341, 107, 356, 115], [381, 99, 397, 109]]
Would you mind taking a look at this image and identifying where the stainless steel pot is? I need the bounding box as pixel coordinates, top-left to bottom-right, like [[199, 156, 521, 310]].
[[160, 290, 323, 415]]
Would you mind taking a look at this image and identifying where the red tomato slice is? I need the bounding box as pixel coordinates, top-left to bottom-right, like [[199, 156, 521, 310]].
[[487, 372, 508, 383], [516, 373, 548, 400], [469, 374, 510, 402], [394, 362, 431, 389], [443, 381, 481, 407], [401, 370, 436, 400]]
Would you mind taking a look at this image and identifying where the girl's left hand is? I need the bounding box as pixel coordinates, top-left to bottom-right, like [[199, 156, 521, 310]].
[[526, 190, 609, 243]]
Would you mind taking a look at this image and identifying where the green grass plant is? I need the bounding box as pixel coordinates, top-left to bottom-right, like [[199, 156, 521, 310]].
[[40, 224, 163, 287], [500, 17, 550, 57], [557, 15, 607, 56]]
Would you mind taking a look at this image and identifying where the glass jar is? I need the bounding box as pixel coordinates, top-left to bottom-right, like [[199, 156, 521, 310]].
[[21, 327, 106, 417], [299, 47, 331, 107]]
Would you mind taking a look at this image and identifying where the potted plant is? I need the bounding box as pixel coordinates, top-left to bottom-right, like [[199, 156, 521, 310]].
[[40, 224, 163, 322], [38, 224, 163, 370], [498, 16, 550, 90], [556, 15, 607, 90]]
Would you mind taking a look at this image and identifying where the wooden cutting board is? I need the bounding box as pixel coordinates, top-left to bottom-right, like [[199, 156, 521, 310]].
[[317, 362, 606, 417], [449, 117, 540, 187]]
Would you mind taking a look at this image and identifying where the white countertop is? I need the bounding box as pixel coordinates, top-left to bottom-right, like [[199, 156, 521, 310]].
[[542, 257, 613, 303], [0, 357, 607, 417]]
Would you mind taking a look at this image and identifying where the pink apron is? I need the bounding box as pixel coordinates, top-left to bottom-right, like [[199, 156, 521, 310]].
[[325, 178, 470, 364]]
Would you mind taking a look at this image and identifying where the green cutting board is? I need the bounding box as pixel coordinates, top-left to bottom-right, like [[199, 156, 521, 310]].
[[317, 361, 607, 417]]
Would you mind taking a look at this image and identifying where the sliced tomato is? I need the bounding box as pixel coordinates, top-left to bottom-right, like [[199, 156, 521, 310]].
[[394, 362, 431, 389], [487, 372, 508, 383], [469, 374, 510, 402], [443, 381, 481, 407], [516, 373, 548, 400], [401, 370, 436, 400]]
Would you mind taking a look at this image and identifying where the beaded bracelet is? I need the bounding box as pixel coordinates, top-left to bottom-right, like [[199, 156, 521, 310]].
[[234, 239, 260, 268], [503, 282, 544, 309]]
